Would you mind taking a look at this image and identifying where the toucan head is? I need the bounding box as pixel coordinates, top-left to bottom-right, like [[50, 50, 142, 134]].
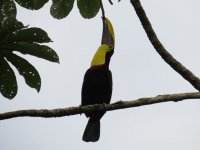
[[91, 44, 113, 67], [90, 17, 115, 68]]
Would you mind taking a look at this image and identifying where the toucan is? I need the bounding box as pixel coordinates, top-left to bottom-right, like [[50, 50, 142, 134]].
[[81, 17, 115, 142]]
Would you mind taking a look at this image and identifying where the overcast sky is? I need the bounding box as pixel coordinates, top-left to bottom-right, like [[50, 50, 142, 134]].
[[1, 0, 200, 149]]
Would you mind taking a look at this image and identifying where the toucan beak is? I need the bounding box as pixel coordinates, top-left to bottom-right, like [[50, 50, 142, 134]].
[[101, 17, 115, 49]]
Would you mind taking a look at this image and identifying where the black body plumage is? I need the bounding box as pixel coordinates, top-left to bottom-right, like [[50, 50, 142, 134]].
[[81, 66, 112, 142]]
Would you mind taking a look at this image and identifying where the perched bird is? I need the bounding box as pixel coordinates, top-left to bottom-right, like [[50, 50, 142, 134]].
[[81, 17, 115, 142]]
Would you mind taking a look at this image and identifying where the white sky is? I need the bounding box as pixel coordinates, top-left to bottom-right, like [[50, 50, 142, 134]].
[[1, 0, 200, 149]]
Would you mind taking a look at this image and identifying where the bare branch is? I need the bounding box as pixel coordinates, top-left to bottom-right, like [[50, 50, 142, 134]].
[[130, 0, 200, 91], [100, 0, 105, 18], [108, 0, 113, 5], [0, 92, 200, 121]]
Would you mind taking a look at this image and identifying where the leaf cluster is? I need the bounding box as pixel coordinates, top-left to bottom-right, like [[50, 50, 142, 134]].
[[14, 0, 103, 19], [0, 0, 59, 99]]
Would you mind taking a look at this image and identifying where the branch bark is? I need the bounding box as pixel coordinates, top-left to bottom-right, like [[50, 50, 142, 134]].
[[130, 0, 200, 91], [0, 92, 200, 121]]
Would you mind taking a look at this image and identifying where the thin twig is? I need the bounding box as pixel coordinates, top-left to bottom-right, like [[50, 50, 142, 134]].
[[100, 0, 105, 18], [0, 92, 200, 121], [108, 0, 113, 5], [130, 0, 200, 91]]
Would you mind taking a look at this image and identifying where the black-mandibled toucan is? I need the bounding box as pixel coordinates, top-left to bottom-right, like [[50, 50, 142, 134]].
[[81, 17, 115, 142]]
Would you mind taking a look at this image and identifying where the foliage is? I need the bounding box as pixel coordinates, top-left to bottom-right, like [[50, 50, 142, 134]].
[[77, 0, 100, 19], [15, 0, 49, 10], [14, 0, 102, 19], [0, 0, 59, 99], [50, 0, 75, 19]]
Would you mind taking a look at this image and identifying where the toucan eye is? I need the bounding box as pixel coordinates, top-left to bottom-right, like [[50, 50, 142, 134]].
[[109, 45, 113, 50]]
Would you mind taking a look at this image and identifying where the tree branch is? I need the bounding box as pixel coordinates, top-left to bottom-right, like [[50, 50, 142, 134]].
[[108, 0, 113, 5], [130, 0, 200, 91], [100, 0, 105, 18], [0, 92, 200, 121]]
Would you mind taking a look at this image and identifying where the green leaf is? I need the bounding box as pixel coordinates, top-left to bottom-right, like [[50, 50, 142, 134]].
[[0, 0, 17, 20], [0, 15, 59, 99], [0, 0, 25, 38], [0, 19, 25, 39], [4, 52, 41, 92], [0, 42, 59, 63], [50, 0, 75, 19], [0, 56, 17, 99], [14, 0, 49, 10], [0, 27, 52, 45], [77, 0, 100, 19]]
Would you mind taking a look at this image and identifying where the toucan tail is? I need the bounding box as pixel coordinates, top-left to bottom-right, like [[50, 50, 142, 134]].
[[82, 118, 100, 142]]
